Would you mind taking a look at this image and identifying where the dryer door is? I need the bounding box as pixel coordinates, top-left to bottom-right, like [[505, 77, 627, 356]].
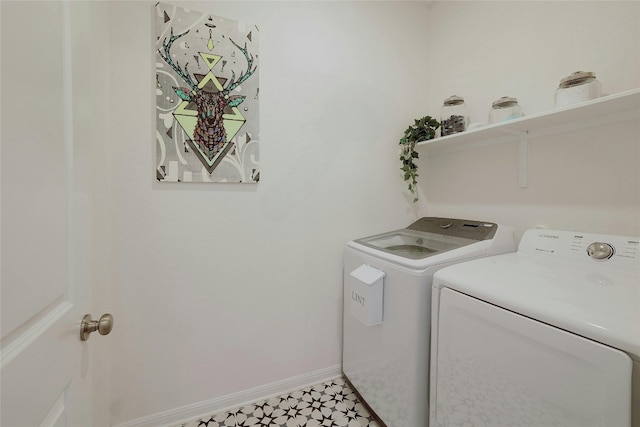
[[430, 288, 632, 427]]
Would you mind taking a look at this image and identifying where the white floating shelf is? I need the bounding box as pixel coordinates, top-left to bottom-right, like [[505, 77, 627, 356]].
[[416, 88, 640, 156]]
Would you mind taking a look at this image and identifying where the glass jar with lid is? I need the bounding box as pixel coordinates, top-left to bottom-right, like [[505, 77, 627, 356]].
[[489, 96, 524, 124], [441, 95, 468, 136], [555, 71, 601, 107]]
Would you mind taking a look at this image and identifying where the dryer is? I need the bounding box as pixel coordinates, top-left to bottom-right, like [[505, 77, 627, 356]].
[[342, 217, 515, 427], [430, 229, 640, 427]]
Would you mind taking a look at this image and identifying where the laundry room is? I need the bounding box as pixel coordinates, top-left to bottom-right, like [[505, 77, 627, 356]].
[[1, 1, 638, 427]]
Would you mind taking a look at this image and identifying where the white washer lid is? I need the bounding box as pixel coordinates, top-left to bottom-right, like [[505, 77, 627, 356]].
[[433, 230, 640, 360]]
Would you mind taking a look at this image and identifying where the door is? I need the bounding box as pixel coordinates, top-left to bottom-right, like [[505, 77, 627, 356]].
[[431, 288, 632, 427], [1, 2, 107, 426]]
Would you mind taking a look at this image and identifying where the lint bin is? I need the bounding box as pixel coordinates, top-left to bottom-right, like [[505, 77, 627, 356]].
[[349, 264, 385, 326]]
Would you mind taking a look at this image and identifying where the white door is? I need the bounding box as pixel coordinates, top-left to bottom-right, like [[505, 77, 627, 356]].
[[1, 2, 108, 426]]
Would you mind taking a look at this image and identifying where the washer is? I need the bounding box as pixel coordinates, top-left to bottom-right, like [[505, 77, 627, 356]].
[[342, 217, 515, 427], [430, 229, 640, 427]]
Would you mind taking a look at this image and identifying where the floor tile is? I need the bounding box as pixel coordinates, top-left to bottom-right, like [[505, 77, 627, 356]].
[[181, 377, 380, 427]]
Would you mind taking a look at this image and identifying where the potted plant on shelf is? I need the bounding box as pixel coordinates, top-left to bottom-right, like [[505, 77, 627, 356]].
[[399, 116, 440, 202]]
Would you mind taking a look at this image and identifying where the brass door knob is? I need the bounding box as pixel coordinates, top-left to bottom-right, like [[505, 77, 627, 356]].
[[80, 313, 113, 341]]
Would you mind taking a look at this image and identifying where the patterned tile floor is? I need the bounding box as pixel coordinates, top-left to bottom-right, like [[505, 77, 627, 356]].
[[181, 377, 381, 427]]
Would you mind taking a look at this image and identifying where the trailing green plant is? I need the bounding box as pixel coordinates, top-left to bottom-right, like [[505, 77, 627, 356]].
[[399, 116, 440, 202]]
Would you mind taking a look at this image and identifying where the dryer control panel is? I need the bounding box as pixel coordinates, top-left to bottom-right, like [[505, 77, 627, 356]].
[[519, 229, 640, 266]]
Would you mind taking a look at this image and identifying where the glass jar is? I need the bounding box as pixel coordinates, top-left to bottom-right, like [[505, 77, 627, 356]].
[[555, 71, 601, 107], [441, 96, 468, 136], [489, 96, 524, 123]]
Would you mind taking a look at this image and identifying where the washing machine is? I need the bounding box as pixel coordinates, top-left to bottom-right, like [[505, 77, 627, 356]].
[[430, 229, 640, 427], [342, 217, 515, 427]]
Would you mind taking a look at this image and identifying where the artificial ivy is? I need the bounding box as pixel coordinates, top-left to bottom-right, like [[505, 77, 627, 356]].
[[399, 116, 440, 202]]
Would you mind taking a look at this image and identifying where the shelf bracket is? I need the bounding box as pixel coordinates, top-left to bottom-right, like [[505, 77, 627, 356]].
[[518, 134, 528, 188], [497, 128, 529, 188]]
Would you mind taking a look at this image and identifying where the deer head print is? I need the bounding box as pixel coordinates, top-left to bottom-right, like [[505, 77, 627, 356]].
[[158, 27, 257, 168]]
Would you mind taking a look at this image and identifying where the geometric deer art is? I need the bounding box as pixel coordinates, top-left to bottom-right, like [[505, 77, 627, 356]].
[[159, 29, 255, 164], [155, 3, 259, 182]]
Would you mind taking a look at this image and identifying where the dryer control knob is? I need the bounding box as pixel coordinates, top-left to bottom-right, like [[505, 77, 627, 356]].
[[587, 242, 614, 260]]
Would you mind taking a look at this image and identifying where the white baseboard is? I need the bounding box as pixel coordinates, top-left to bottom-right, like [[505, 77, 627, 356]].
[[113, 364, 343, 427]]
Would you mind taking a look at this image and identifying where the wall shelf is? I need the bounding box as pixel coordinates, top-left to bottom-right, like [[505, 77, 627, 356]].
[[417, 88, 640, 154], [415, 88, 640, 187]]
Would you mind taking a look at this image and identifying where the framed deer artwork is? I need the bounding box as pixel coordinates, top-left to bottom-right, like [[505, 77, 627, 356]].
[[155, 3, 259, 183]]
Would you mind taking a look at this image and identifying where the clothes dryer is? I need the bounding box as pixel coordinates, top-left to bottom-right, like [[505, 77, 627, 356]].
[[430, 229, 640, 427], [342, 217, 515, 427]]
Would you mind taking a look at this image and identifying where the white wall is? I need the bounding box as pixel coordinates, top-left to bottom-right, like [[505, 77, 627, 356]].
[[420, 1, 640, 239], [422, 1, 640, 121], [106, 1, 640, 425], [107, 1, 430, 424]]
